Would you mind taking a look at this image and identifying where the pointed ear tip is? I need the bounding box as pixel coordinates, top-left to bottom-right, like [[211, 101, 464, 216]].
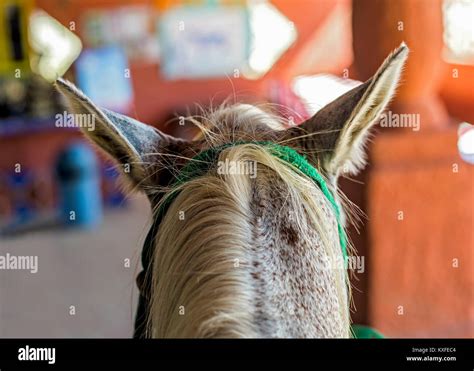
[[53, 78, 69, 95], [54, 77, 71, 89], [53, 78, 86, 101], [394, 42, 410, 61], [379, 43, 409, 77]]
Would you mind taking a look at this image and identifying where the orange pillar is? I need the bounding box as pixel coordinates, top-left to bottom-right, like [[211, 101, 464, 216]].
[[352, 0, 448, 130], [350, 0, 474, 337]]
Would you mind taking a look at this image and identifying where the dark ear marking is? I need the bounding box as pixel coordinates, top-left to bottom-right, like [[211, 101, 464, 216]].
[[54, 78, 192, 188]]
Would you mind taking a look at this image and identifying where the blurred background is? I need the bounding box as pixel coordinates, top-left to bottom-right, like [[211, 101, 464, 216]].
[[0, 0, 472, 338]]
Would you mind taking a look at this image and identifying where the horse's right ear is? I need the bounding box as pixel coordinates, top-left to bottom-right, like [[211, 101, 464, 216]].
[[54, 78, 190, 188], [285, 43, 409, 179]]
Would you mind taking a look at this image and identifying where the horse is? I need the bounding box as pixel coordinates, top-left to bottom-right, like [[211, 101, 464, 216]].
[[55, 43, 408, 338]]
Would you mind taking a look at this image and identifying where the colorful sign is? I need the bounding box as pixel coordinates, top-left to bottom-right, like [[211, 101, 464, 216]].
[[75, 46, 133, 114], [159, 5, 250, 79], [81, 6, 158, 62]]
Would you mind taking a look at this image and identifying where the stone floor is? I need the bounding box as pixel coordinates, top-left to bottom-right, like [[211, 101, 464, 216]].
[[0, 194, 151, 338]]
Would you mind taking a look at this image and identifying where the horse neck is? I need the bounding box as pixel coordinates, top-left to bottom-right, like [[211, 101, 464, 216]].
[[147, 147, 349, 338]]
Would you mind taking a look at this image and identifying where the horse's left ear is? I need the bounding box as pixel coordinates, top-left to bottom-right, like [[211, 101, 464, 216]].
[[286, 43, 409, 178], [55, 78, 190, 189]]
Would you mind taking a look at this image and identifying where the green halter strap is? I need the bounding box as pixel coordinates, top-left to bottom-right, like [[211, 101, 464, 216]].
[[162, 141, 348, 261], [154, 141, 385, 338]]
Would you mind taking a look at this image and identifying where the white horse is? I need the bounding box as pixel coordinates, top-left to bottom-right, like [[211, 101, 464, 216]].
[[55, 44, 408, 338]]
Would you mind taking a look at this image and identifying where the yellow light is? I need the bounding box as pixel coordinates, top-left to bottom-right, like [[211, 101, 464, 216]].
[[29, 10, 82, 82], [244, 1, 297, 79]]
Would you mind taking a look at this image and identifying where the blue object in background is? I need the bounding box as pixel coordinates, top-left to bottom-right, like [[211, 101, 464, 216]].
[[55, 142, 102, 229], [75, 45, 133, 114], [102, 164, 127, 207], [7, 170, 36, 224]]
